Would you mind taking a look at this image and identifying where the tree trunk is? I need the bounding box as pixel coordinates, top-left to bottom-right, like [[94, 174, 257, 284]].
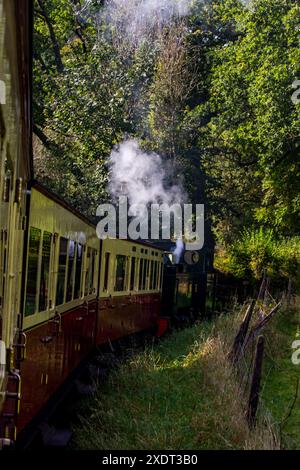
[[287, 278, 292, 307], [37, 0, 64, 73], [229, 300, 255, 365], [246, 335, 265, 428]]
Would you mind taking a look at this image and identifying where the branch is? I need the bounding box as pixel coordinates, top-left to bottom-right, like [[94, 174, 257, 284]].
[[244, 301, 282, 350], [74, 18, 87, 53], [229, 300, 255, 364], [209, 145, 259, 168], [33, 124, 52, 149], [33, 51, 48, 72], [36, 0, 64, 73]]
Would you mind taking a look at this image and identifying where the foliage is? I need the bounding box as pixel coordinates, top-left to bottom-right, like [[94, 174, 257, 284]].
[[196, 0, 300, 238], [33, 0, 158, 214], [33, 0, 300, 261], [215, 227, 300, 283]]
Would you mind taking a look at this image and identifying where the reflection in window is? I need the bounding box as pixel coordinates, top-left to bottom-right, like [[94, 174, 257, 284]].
[[56, 237, 68, 306], [160, 263, 164, 289], [66, 240, 75, 302], [85, 247, 96, 295], [103, 252, 110, 291], [90, 249, 96, 294], [115, 255, 126, 292], [39, 231, 52, 312], [139, 259, 144, 291], [142, 260, 148, 290], [74, 243, 83, 299], [85, 247, 91, 296], [130, 257, 136, 291], [25, 227, 41, 316], [153, 261, 158, 290], [150, 260, 154, 290]]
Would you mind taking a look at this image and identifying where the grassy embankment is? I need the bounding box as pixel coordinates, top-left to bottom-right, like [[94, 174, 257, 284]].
[[72, 301, 300, 450], [261, 300, 300, 449]]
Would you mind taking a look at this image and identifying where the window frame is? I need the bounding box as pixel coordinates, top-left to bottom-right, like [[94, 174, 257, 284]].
[[103, 251, 111, 293], [38, 230, 52, 313], [24, 226, 42, 317], [130, 256, 136, 291], [23, 227, 57, 329], [55, 236, 69, 307], [74, 242, 83, 300], [114, 254, 127, 293], [66, 239, 76, 303]]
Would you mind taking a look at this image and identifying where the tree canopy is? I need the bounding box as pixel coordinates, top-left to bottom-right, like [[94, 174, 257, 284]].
[[33, 0, 300, 282]]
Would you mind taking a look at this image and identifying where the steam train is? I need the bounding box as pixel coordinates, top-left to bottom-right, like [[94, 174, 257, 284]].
[[0, 0, 214, 447]]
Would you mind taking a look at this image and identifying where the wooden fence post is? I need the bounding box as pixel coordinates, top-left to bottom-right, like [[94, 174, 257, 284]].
[[229, 300, 255, 365], [246, 335, 265, 428], [257, 274, 266, 302], [287, 278, 292, 307]]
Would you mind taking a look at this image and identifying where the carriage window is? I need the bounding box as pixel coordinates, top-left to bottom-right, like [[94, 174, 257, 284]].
[[130, 257, 136, 291], [156, 261, 160, 289], [89, 249, 96, 294], [139, 259, 144, 290], [115, 255, 126, 292], [74, 243, 83, 299], [153, 261, 157, 290], [142, 260, 148, 290], [85, 247, 96, 295], [85, 247, 91, 295], [160, 263, 164, 289], [103, 252, 110, 291], [66, 240, 75, 302], [25, 227, 41, 316], [56, 237, 68, 306], [39, 231, 52, 312], [150, 260, 154, 290]]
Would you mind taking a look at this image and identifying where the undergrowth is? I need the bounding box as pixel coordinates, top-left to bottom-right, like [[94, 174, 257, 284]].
[[70, 300, 300, 450]]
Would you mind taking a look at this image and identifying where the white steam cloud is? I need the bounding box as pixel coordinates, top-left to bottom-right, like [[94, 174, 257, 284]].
[[104, 0, 193, 45], [173, 239, 185, 263], [108, 139, 185, 211]]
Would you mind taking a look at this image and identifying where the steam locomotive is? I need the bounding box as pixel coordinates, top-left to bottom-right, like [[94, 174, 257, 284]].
[[0, 0, 214, 447]]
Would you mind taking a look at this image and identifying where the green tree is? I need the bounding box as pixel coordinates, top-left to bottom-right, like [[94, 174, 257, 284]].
[[196, 0, 300, 239]]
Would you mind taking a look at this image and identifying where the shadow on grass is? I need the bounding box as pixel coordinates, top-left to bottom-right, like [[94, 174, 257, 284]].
[[72, 314, 279, 450]]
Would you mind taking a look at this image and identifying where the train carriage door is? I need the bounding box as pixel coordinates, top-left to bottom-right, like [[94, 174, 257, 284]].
[[0, 109, 6, 394], [1, 154, 23, 351], [0, 21, 7, 407], [0, 139, 27, 442], [0, 229, 7, 398]]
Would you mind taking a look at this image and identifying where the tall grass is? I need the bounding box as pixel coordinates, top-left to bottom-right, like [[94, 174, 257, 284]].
[[72, 307, 281, 450], [261, 297, 300, 449]]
